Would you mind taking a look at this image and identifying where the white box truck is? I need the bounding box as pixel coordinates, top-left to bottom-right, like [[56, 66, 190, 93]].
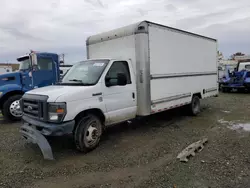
[[20, 21, 218, 160]]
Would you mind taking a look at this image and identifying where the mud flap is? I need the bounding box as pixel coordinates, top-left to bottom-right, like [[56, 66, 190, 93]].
[[20, 123, 54, 160]]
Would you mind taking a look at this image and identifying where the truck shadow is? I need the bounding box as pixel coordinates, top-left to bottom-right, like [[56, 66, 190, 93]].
[[44, 105, 209, 160], [0, 119, 20, 125]]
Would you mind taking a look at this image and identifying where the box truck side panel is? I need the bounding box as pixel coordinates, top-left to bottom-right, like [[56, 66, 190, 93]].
[[87, 35, 137, 75], [148, 24, 218, 112]]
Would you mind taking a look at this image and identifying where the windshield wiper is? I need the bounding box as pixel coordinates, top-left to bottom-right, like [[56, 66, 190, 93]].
[[66, 79, 94, 86], [69, 79, 83, 83]]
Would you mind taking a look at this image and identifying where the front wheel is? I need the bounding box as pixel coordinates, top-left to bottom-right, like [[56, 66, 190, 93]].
[[74, 114, 103, 153], [188, 96, 201, 116], [2, 95, 23, 121]]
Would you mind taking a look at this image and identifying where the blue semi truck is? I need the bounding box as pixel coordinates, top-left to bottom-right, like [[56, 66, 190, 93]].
[[0, 51, 70, 121]]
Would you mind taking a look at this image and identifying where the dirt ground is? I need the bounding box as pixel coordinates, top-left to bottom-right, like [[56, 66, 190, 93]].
[[1, 93, 250, 188]]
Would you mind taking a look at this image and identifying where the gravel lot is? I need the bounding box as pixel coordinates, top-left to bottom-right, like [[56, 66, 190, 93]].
[[1, 93, 250, 188]]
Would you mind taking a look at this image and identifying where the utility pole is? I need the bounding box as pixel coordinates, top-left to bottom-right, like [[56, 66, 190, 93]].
[[62, 53, 65, 64], [60, 53, 65, 65]]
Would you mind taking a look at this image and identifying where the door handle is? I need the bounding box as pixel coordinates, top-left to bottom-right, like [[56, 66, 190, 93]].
[[92, 92, 102, 96], [132, 92, 135, 99]]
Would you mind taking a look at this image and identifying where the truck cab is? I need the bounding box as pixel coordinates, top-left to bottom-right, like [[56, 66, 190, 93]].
[[20, 58, 136, 159], [59, 64, 72, 80], [0, 51, 60, 120], [237, 61, 250, 72]]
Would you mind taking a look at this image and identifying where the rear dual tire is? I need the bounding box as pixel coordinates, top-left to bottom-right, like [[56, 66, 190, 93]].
[[188, 96, 201, 116]]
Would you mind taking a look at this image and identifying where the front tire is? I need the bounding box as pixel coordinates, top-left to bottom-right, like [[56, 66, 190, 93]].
[[188, 96, 201, 116], [2, 95, 23, 121], [74, 114, 103, 153]]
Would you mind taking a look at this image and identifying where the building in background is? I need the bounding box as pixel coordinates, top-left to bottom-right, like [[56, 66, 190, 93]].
[[0, 64, 12, 74], [234, 55, 250, 61], [0, 63, 19, 73], [218, 52, 250, 68]]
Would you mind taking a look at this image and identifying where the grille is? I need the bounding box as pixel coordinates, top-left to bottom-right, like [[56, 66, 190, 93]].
[[21, 94, 48, 120], [23, 100, 40, 118]]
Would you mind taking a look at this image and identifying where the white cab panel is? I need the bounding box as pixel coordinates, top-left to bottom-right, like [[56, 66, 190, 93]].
[[99, 60, 137, 125]]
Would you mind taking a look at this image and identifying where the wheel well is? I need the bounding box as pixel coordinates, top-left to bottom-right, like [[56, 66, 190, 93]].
[[74, 108, 105, 131], [0, 91, 24, 110], [193, 92, 202, 99]]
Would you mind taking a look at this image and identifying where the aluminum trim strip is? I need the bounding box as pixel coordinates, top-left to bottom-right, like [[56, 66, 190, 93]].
[[151, 71, 217, 79], [151, 93, 192, 105], [205, 87, 218, 93]]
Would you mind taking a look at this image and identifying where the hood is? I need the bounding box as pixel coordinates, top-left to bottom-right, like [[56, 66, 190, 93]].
[[0, 71, 20, 78], [0, 72, 21, 86], [26, 85, 99, 102]]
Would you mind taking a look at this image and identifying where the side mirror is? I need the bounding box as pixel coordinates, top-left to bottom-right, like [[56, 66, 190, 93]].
[[30, 52, 38, 65], [117, 73, 127, 86], [32, 65, 38, 72], [105, 76, 112, 87], [105, 73, 127, 87]]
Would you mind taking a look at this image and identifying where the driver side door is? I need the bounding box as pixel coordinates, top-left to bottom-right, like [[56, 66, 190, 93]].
[[31, 57, 56, 88], [102, 61, 136, 125]]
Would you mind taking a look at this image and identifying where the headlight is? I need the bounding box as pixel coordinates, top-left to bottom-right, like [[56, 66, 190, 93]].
[[48, 102, 66, 122], [0, 92, 3, 97]]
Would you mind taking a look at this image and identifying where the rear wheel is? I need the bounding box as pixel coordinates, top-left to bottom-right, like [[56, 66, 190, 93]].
[[188, 96, 201, 116], [221, 87, 229, 93], [2, 95, 23, 121], [74, 114, 103, 153]]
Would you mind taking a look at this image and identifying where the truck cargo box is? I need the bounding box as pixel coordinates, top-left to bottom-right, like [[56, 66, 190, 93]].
[[87, 21, 218, 116]]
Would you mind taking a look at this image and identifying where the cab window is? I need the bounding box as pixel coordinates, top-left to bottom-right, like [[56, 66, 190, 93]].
[[105, 61, 131, 86], [37, 58, 53, 70]]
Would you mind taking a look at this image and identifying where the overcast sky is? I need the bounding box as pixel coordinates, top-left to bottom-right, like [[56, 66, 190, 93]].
[[0, 0, 250, 63]]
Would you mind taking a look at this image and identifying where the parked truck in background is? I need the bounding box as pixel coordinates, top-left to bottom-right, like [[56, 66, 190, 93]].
[[20, 21, 218, 160], [0, 65, 12, 75], [219, 60, 250, 92], [0, 51, 61, 120], [59, 64, 72, 80]]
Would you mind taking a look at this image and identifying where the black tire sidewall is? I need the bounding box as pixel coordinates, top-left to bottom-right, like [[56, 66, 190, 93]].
[[2, 95, 22, 121], [74, 115, 102, 153], [190, 96, 200, 116]]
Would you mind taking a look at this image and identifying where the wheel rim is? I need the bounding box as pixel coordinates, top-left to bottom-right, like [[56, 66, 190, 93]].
[[192, 98, 200, 114], [9, 100, 23, 117], [84, 119, 101, 147]]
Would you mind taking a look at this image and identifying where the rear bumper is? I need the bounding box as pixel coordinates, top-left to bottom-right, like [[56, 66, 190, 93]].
[[20, 115, 75, 160]]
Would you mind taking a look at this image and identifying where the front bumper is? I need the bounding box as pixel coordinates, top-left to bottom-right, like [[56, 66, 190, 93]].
[[22, 115, 75, 136], [20, 115, 75, 160], [221, 85, 245, 89]]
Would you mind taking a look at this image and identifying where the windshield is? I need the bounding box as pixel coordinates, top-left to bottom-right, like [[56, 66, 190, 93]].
[[245, 64, 250, 71], [61, 60, 109, 85], [18, 57, 31, 70]]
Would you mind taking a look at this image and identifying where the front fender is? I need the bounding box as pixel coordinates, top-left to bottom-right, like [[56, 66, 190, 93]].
[[0, 84, 23, 99], [63, 98, 107, 122]]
